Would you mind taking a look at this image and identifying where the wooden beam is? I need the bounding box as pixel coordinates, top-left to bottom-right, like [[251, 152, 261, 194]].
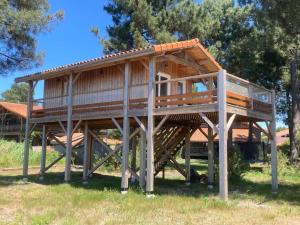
[[165, 54, 204, 72], [72, 120, 82, 135], [23, 80, 33, 179], [270, 90, 278, 190], [207, 127, 214, 187], [218, 69, 228, 201], [130, 136, 137, 183], [254, 122, 271, 139], [185, 127, 191, 184], [199, 112, 219, 134], [111, 117, 124, 136], [65, 73, 73, 182], [83, 121, 89, 182], [87, 128, 139, 179], [58, 121, 66, 134], [44, 154, 65, 172], [198, 127, 208, 139], [146, 57, 155, 194], [140, 60, 149, 70], [139, 128, 146, 189], [121, 62, 130, 192], [134, 116, 147, 133], [72, 72, 81, 85], [226, 114, 236, 132], [153, 115, 169, 135], [39, 125, 47, 179]]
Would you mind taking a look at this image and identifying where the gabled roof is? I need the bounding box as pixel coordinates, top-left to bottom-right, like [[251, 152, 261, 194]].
[[15, 39, 221, 83], [0, 102, 42, 118]]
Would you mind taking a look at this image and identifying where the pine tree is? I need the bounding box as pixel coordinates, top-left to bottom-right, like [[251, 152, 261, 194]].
[[0, 0, 63, 75]]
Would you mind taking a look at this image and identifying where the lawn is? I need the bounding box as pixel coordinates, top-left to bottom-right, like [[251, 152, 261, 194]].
[[0, 160, 299, 225]]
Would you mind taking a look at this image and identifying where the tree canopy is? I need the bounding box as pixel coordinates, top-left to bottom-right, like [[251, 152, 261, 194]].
[[1, 83, 29, 103], [94, 0, 300, 161], [0, 0, 63, 76]]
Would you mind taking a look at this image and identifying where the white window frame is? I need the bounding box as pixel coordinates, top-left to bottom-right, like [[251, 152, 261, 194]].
[[156, 72, 171, 97], [177, 80, 186, 94]]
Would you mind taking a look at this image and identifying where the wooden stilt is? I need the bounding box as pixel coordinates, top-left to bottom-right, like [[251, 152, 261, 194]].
[[65, 73, 74, 182], [130, 136, 137, 183], [228, 126, 233, 149], [185, 127, 191, 185], [83, 121, 89, 182], [23, 80, 33, 180], [139, 128, 146, 189], [271, 90, 278, 191], [88, 134, 93, 171], [218, 69, 228, 200], [39, 125, 47, 180], [121, 63, 130, 192], [146, 57, 155, 195], [207, 126, 214, 188]]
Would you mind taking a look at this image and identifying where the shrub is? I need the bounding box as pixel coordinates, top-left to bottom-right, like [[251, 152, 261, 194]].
[[263, 150, 298, 177], [214, 146, 250, 181]]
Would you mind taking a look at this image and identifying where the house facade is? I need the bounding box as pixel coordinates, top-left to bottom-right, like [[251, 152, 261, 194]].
[[15, 38, 278, 200]]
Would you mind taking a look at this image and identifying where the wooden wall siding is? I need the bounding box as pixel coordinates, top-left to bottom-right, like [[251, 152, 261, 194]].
[[44, 62, 150, 109]]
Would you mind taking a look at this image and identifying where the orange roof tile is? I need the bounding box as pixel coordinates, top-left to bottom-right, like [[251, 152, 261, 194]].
[[276, 128, 289, 146], [15, 39, 222, 83], [0, 102, 42, 118]]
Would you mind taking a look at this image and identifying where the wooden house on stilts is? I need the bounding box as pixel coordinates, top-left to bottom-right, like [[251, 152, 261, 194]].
[[15, 39, 278, 200]]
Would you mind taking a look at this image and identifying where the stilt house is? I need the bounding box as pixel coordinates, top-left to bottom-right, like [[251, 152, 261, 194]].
[[15, 39, 278, 200]]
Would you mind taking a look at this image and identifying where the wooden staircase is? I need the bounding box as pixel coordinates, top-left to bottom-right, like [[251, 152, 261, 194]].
[[154, 125, 196, 177]]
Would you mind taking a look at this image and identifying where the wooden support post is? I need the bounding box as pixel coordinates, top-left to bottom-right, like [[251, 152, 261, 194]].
[[207, 126, 214, 188], [23, 80, 33, 180], [248, 122, 253, 142], [121, 63, 130, 192], [218, 69, 228, 200], [271, 90, 278, 191], [146, 57, 155, 195], [88, 134, 93, 171], [65, 73, 73, 182], [83, 121, 89, 183], [130, 136, 137, 183], [185, 127, 191, 185], [39, 125, 47, 180], [228, 126, 233, 149], [139, 128, 146, 189]]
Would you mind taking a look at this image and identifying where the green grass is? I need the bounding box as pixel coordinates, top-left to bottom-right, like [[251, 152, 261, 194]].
[[0, 139, 64, 168], [0, 160, 299, 225]]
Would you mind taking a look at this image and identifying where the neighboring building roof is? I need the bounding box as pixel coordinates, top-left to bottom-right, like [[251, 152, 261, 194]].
[[0, 102, 42, 119], [276, 128, 289, 146], [191, 127, 261, 143], [54, 132, 121, 147], [15, 38, 222, 83]]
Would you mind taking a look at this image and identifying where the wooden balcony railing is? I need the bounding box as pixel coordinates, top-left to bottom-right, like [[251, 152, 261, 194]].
[[30, 72, 273, 119]]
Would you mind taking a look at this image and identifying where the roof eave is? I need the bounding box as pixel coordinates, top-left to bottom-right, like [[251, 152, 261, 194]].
[[15, 47, 156, 83]]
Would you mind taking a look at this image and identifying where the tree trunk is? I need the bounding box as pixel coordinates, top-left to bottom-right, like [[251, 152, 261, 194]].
[[290, 48, 299, 164]]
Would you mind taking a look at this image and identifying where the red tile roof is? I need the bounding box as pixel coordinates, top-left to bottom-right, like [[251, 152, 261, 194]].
[[191, 128, 261, 142], [276, 128, 289, 146], [0, 102, 42, 118], [15, 39, 222, 83]]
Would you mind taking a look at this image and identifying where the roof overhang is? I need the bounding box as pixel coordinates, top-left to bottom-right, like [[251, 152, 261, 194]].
[[15, 39, 221, 83]]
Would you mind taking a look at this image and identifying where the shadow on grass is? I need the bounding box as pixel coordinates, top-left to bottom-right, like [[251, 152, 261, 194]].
[[0, 170, 299, 205]]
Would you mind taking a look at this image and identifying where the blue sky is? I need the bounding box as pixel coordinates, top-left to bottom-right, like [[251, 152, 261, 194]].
[[0, 0, 112, 98]]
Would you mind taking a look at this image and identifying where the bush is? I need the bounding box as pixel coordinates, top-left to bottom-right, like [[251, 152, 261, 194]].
[[214, 146, 250, 181], [0, 139, 63, 168], [263, 150, 299, 177]]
